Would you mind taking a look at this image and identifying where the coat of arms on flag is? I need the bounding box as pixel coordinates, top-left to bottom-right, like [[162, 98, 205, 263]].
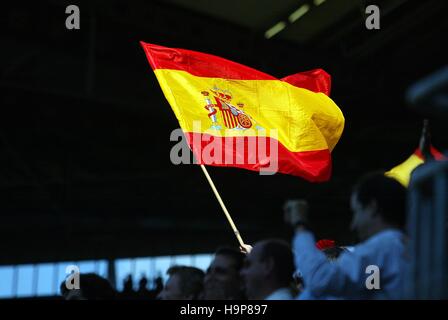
[[201, 88, 261, 131]]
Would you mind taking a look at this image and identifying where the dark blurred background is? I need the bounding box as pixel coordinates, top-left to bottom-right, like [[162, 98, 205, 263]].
[[1, 0, 447, 275]]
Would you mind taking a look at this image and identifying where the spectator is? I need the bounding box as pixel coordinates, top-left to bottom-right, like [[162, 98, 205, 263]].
[[117, 274, 137, 299], [298, 239, 348, 299], [157, 265, 204, 300], [136, 275, 154, 300], [60, 273, 116, 300], [202, 247, 246, 300], [153, 276, 164, 295], [240, 239, 295, 300], [285, 172, 409, 299]]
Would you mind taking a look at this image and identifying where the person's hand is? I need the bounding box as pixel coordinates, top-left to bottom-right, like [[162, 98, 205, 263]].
[[240, 244, 253, 255], [283, 199, 309, 229]]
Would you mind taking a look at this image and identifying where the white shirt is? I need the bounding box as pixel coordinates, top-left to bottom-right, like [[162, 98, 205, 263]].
[[265, 287, 294, 300], [293, 229, 408, 299]]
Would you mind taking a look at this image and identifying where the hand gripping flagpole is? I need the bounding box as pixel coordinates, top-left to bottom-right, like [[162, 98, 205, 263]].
[[200, 164, 245, 248]]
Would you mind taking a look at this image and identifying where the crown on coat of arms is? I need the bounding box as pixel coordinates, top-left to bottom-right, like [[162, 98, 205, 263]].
[[210, 86, 232, 102]]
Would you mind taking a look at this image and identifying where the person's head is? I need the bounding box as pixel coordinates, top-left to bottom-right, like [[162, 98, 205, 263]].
[[240, 239, 294, 300], [350, 172, 407, 241], [123, 274, 133, 291], [138, 276, 148, 290], [60, 273, 116, 300], [157, 265, 205, 300], [203, 247, 246, 300]]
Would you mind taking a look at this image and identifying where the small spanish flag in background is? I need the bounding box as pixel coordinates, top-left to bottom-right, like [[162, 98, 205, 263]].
[[140, 42, 344, 182], [385, 147, 445, 187], [386, 120, 446, 187]]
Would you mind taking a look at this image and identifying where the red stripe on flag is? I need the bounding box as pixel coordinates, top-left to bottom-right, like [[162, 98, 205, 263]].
[[281, 69, 331, 96], [141, 42, 332, 95], [184, 132, 332, 182], [141, 42, 273, 80], [415, 146, 447, 161]]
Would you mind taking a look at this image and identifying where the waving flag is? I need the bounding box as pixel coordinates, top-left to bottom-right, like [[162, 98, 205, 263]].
[[141, 42, 344, 182], [386, 120, 446, 187], [386, 146, 446, 187]]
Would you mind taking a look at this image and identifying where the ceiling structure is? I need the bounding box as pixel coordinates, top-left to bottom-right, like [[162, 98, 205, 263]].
[[1, 0, 447, 265]]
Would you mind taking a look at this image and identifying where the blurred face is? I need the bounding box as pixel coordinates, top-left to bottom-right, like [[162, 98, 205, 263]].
[[64, 289, 86, 300], [203, 254, 243, 300], [157, 274, 187, 300], [350, 192, 375, 241], [240, 244, 267, 300]]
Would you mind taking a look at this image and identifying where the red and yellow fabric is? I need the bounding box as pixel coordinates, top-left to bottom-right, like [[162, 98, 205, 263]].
[[140, 42, 345, 182], [385, 147, 446, 187]]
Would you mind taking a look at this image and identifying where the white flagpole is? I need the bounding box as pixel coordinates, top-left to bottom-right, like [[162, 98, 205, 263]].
[[199, 164, 245, 248]]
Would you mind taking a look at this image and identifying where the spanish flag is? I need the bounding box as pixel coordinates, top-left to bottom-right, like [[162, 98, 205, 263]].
[[385, 146, 445, 187], [141, 42, 344, 182], [385, 120, 446, 187]]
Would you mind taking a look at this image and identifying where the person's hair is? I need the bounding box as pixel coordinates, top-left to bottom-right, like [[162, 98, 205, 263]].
[[215, 247, 246, 271], [352, 171, 407, 228], [60, 273, 116, 300], [259, 239, 295, 286], [167, 265, 205, 300], [322, 246, 348, 261]]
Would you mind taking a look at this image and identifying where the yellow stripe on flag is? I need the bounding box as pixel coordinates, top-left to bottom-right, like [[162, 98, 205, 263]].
[[154, 69, 344, 153], [385, 154, 424, 187]]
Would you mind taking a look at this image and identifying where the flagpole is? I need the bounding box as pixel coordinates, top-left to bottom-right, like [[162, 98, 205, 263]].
[[199, 164, 245, 248]]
